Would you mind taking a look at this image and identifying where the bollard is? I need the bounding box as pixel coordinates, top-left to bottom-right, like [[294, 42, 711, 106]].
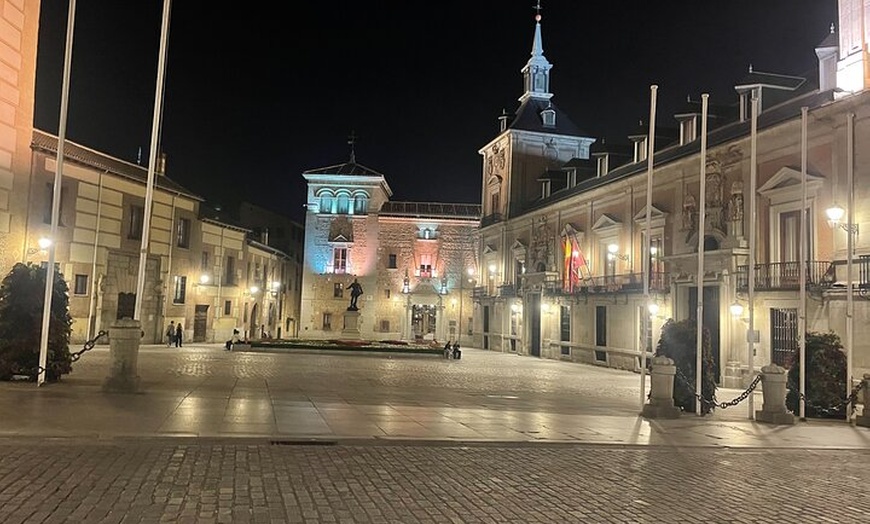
[[755, 364, 795, 424], [641, 355, 681, 419], [857, 374, 870, 428], [102, 318, 142, 393]]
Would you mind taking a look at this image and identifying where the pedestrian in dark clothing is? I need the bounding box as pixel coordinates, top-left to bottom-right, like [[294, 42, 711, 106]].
[[166, 321, 175, 346], [175, 323, 183, 347], [452, 342, 461, 360]]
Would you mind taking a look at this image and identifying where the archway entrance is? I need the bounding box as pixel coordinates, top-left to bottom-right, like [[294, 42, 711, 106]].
[[411, 304, 437, 341]]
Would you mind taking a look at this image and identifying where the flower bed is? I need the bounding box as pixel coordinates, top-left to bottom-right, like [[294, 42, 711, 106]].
[[244, 338, 443, 355]]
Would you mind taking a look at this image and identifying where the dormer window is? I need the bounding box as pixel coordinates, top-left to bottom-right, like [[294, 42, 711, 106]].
[[541, 107, 556, 127], [679, 116, 697, 145], [633, 137, 648, 163], [596, 155, 609, 176]]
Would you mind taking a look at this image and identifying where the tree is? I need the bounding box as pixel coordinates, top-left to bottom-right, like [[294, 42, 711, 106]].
[[654, 318, 718, 415], [786, 331, 848, 419], [0, 263, 73, 381]]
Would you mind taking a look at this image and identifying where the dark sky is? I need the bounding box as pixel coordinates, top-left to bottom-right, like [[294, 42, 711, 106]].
[[33, 1, 837, 223]]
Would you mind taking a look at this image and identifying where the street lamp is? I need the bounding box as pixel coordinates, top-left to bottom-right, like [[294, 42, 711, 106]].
[[826, 204, 859, 233], [607, 243, 629, 261], [27, 237, 53, 256], [199, 274, 210, 285]]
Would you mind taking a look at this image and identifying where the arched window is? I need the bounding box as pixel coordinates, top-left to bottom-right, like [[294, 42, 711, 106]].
[[336, 194, 350, 215], [353, 195, 368, 214], [319, 193, 333, 214]]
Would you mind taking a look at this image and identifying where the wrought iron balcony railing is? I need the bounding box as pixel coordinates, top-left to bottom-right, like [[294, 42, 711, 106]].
[[547, 272, 669, 296], [735, 261, 834, 291]]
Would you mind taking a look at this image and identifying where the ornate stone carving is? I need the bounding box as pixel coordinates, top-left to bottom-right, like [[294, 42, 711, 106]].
[[328, 216, 354, 243], [529, 215, 555, 272], [681, 192, 697, 232]]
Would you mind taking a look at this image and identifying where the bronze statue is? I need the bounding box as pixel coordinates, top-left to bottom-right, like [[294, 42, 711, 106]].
[[348, 278, 364, 310]]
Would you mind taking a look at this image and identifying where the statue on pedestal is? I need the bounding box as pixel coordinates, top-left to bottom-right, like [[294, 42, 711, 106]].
[[348, 279, 364, 311]]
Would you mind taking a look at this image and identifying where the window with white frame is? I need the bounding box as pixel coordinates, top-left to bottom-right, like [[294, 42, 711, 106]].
[[333, 248, 347, 274], [758, 167, 823, 264]]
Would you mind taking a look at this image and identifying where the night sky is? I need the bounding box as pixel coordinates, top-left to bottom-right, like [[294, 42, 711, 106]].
[[33, 1, 837, 223]]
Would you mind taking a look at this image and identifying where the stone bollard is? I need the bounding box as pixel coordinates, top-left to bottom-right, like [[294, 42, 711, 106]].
[[755, 364, 795, 425], [102, 318, 142, 393], [641, 355, 681, 419], [856, 374, 870, 428]]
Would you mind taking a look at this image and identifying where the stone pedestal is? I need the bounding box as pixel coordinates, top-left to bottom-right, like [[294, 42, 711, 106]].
[[342, 310, 361, 339], [102, 318, 142, 393], [856, 374, 870, 428], [641, 356, 682, 419], [755, 364, 795, 424]]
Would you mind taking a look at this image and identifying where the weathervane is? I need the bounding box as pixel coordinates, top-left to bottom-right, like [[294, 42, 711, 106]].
[[347, 130, 357, 163]]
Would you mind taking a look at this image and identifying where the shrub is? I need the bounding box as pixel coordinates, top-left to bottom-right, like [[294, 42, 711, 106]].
[[786, 331, 847, 419], [654, 318, 717, 415], [0, 263, 73, 381]]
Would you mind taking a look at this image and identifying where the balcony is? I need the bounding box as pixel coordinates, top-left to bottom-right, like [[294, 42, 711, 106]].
[[497, 284, 518, 297], [736, 261, 834, 291], [548, 272, 669, 296]]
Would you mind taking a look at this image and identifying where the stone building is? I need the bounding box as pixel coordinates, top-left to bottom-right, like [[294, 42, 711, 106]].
[[0, 1, 300, 345], [299, 157, 480, 343], [475, 1, 870, 387]]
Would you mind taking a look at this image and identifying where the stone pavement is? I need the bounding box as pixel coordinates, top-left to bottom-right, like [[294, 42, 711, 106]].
[[0, 344, 868, 523]]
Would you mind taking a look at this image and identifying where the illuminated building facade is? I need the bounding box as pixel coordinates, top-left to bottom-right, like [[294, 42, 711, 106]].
[[475, 2, 870, 387], [299, 159, 480, 343]]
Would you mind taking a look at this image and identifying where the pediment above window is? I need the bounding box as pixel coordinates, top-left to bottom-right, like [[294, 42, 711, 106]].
[[591, 213, 622, 234], [560, 223, 584, 240], [633, 205, 668, 229], [483, 244, 497, 255], [511, 240, 527, 256], [758, 166, 824, 205]]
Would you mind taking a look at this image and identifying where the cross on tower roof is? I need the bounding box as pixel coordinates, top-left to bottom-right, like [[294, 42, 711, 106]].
[[533, 0, 542, 21], [347, 130, 357, 163]]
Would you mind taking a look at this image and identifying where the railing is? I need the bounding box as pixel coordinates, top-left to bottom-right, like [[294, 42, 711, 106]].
[[472, 286, 487, 299], [735, 261, 833, 291], [497, 284, 518, 297], [547, 272, 669, 296], [480, 213, 503, 228]]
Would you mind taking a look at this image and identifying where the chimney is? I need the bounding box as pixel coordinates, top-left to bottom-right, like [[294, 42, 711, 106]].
[[262, 227, 270, 246], [157, 152, 167, 175]]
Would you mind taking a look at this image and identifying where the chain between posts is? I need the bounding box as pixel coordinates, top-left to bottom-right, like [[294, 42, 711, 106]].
[[21, 330, 109, 378], [674, 367, 762, 411], [788, 378, 866, 417]]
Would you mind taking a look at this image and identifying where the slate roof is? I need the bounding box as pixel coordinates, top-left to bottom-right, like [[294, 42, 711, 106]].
[[303, 161, 385, 177], [508, 97, 589, 137], [31, 130, 202, 200], [379, 201, 481, 220], [735, 71, 806, 90], [520, 88, 838, 217]]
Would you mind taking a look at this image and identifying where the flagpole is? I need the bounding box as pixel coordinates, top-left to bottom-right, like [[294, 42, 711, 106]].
[[799, 107, 808, 420], [134, 0, 173, 321], [846, 111, 855, 419], [695, 94, 709, 415], [38, 0, 77, 387], [747, 95, 759, 419], [640, 84, 658, 411]]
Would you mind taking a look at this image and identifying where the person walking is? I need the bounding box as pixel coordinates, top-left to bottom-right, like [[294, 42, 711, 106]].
[[166, 321, 175, 346], [175, 323, 183, 348]]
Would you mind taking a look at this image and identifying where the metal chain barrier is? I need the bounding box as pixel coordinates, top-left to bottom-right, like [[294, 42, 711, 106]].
[[15, 330, 109, 379], [675, 367, 763, 411], [788, 378, 866, 417]]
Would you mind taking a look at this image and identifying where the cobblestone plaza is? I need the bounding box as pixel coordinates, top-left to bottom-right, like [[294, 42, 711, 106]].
[[1, 345, 868, 523]]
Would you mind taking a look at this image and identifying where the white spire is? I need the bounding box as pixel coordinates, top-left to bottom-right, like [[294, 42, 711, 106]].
[[519, 4, 553, 102]]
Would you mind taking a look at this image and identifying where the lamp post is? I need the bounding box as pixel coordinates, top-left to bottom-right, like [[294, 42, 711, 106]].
[[459, 268, 474, 346]]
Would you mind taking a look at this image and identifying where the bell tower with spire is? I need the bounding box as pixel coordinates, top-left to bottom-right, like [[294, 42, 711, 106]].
[[520, 3, 553, 103], [478, 2, 596, 223], [837, 0, 870, 93]]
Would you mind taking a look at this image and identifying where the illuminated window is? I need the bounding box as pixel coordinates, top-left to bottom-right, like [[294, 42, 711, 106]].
[[173, 276, 187, 304], [334, 282, 344, 298], [176, 218, 191, 248], [333, 248, 347, 274]]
